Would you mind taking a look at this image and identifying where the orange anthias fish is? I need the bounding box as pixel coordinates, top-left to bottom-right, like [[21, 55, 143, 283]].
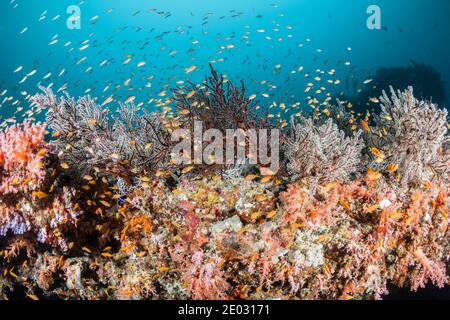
[[386, 164, 399, 173], [361, 120, 371, 133]]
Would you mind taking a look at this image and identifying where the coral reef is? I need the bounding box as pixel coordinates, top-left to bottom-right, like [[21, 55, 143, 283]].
[[0, 80, 449, 300]]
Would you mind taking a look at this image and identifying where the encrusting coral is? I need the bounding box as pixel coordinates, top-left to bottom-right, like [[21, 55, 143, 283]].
[[0, 74, 449, 300]]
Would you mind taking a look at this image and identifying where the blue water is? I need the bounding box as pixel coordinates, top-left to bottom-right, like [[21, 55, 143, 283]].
[[0, 0, 449, 121]]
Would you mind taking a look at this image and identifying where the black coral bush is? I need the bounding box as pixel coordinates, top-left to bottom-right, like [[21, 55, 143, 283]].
[[172, 64, 270, 132]]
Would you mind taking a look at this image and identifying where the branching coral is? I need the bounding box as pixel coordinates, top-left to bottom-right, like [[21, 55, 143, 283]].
[[284, 116, 364, 188]]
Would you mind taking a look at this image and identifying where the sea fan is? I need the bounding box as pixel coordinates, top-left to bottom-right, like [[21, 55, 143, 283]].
[[171, 65, 272, 176], [32, 87, 171, 180], [316, 99, 357, 138], [371, 86, 449, 186], [283, 116, 364, 187]]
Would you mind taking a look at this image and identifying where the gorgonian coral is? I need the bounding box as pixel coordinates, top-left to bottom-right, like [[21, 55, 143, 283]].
[[32, 88, 171, 180], [323, 99, 357, 137], [370, 86, 449, 187], [283, 116, 364, 187]]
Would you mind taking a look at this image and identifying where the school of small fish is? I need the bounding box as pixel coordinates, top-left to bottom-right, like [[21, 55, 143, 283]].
[[0, 0, 394, 129]]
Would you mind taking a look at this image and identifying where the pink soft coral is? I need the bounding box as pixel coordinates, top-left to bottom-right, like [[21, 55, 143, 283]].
[[0, 121, 82, 250], [0, 121, 48, 194], [279, 180, 374, 226]]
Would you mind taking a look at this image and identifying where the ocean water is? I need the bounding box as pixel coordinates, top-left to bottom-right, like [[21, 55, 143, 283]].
[[0, 0, 449, 122]]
